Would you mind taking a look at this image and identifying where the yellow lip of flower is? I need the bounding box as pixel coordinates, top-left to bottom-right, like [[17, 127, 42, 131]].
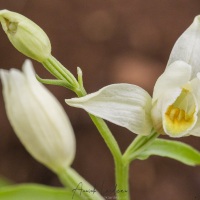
[[163, 89, 198, 137], [165, 105, 195, 135]]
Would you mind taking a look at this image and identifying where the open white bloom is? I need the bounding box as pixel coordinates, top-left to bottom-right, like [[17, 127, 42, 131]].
[[1, 60, 75, 173], [66, 16, 200, 138]]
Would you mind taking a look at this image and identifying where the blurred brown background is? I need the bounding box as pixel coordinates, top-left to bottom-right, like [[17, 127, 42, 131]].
[[0, 0, 200, 199]]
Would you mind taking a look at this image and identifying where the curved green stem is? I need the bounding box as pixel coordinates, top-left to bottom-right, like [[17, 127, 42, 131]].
[[89, 115, 130, 200], [58, 167, 104, 200], [77, 95, 129, 200], [123, 131, 160, 163], [89, 115, 122, 161]]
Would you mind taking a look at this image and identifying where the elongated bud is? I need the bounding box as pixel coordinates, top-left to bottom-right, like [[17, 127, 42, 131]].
[[0, 9, 51, 62], [0, 60, 75, 173]]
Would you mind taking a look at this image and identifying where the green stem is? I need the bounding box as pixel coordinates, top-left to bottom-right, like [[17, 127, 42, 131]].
[[89, 115, 122, 161], [49, 56, 79, 87], [123, 131, 160, 163], [42, 56, 79, 89], [42, 58, 64, 80], [115, 160, 130, 200], [58, 167, 104, 200]]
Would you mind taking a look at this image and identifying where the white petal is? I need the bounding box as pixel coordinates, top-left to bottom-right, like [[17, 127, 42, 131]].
[[167, 16, 200, 78], [191, 76, 200, 110], [152, 61, 191, 103], [0, 70, 11, 107], [66, 84, 152, 135], [22, 60, 75, 144], [190, 113, 200, 136]]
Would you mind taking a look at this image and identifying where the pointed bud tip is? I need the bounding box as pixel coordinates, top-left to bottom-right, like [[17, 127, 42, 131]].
[[0, 9, 8, 16], [77, 67, 82, 76]]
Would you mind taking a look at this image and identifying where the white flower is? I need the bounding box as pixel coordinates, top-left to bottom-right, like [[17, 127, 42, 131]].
[[0, 10, 51, 62], [66, 16, 200, 138], [1, 60, 75, 173]]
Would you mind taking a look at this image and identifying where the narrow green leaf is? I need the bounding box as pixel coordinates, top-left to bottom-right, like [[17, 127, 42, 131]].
[[36, 74, 74, 90], [0, 184, 81, 200], [137, 138, 200, 166]]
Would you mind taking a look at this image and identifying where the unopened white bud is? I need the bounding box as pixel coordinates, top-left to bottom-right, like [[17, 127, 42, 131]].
[[0, 60, 75, 173], [0, 10, 51, 62]]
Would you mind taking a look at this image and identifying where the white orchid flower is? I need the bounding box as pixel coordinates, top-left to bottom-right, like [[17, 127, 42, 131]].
[[1, 60, 75, 173], [66, 16, 200, 138]]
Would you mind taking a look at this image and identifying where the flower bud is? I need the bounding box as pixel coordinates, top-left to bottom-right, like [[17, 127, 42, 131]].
[[0, 10, 51, 62], [0, 60, 75, 173]]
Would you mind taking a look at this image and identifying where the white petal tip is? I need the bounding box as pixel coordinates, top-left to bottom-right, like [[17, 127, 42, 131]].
[[0, 10, 8, 16], [194, 15, 200, 23]]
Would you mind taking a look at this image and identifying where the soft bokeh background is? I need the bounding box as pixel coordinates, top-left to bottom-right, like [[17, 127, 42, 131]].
[[0, 1, 200, 199]]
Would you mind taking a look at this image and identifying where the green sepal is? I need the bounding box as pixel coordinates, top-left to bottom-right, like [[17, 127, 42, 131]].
[[36, 74, 74, 90], [137, 138, 200, 166], [0, 184, 81, 200]]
